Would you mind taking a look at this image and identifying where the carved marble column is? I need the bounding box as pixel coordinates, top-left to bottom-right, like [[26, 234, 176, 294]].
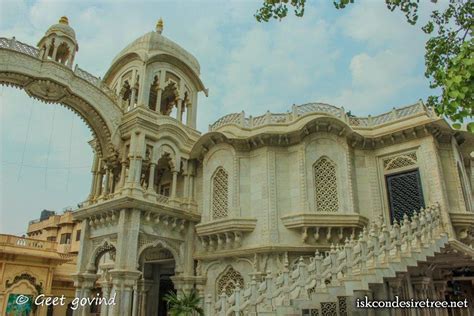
[[170, 170, 178, 200], [147, 162, 156, 194], [176, 99, 183, 122], [155, 88, 162, 112]]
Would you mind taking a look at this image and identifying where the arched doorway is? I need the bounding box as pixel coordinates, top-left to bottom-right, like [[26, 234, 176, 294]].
[[139, 245, 177, 316]]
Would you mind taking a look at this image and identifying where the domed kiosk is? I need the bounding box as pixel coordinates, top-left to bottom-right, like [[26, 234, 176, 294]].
[[37, 16, 78, 67], [103, 18, 207, 128]]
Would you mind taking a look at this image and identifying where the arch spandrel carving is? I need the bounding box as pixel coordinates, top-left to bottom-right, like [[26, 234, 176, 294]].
[[0, 45, 122, 159], [137, 236, 184, 273]]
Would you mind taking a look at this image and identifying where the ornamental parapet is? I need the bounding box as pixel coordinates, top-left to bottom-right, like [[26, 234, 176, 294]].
[[281, 213, 369, 244], [0, 234, 57, 251], [196, 218, 257, 251], [209, 101, 437, 131]]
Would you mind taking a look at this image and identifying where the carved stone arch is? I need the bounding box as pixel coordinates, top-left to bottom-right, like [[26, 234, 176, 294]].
[[156, 127, 191, 150], [0, 46, 122, 160], [156, 143, 178, 170], [235, 258, 254, 270], [103, 52, 145, 85], [305, 131, 349, 149], [5, 272, 44, 294], [137, 238, 183, 274], [202, 260, 222, 277], [384, 154, 417, 171], [203, 143, 236, 167], [87, 240, 116, 272]]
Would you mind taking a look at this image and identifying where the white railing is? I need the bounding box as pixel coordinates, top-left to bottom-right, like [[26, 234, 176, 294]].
[[209, 101, 436, 131], [211, 204, 445, 315]]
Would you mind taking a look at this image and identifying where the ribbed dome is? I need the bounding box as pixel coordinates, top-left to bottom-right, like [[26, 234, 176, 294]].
[[45, 16, 76, 41], [110, 30, 201, 75]]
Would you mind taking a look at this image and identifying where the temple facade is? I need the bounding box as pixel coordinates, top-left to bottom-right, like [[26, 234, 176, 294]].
[[0, 17, 473, 316]]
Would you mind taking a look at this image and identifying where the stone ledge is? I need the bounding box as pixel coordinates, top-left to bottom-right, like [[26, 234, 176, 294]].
[[281, 213, 369, 244], [450, 212, 474, 226], [196, 218, 257, 236], [281, 213, 368, 229], [196, 218, 257, 251]]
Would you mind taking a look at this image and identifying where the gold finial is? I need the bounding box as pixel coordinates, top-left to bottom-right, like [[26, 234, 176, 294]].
[[156, 18, 164, 34], [59, 16, 69, 25]]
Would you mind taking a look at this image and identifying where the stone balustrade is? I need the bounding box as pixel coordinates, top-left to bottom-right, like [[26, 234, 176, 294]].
[[0, 234, 58, 251], [210, 203, 446, 315], [209, 101, 437, 131]]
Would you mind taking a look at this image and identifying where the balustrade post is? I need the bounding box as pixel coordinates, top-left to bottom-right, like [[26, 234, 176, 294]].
[[381, 223, 390, 262], [359, 229, 368, 273], [313, 251, 323, 289], [329, 245, 339, 285], [392, 222, 402, 258], [402, 214, 412, 253], [412, 213, 422, 249], [370, 226, 380, 267], [344, 238, 353, 276]]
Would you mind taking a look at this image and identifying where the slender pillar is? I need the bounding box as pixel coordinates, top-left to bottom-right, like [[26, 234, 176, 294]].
[[100, 284, 111, 316], [94, 164, 104, 199], [186, 104, 192, 126], [155, 88, 162, 112], [88, 154, 99, 200], [43, 43, 51, 59], [123, 286, 133, 316], [52, 44, 59, 61], [147, 162, 156, 193], [104, 166, 111, 195], [176, 99, 183, 121], [171, 170, 178, 199], [132, 286, 139, 316], [81, 287, 91, 316], [183, 173, 189, 201], [119, 161, 127, 189], [188, 174, 194, 202], [139, 290, 147, 316]]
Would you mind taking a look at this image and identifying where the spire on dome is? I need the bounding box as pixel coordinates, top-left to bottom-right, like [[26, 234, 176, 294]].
[[59, 16, 69, 25], [156, 18, 164, 34]]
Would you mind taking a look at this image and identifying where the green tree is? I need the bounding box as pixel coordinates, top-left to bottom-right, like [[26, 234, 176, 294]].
[[163, 290, 205, 316], [255, 0, 474, 132]]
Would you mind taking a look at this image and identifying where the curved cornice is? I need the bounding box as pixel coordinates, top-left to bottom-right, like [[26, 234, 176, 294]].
[[191, 114, 457, 160]]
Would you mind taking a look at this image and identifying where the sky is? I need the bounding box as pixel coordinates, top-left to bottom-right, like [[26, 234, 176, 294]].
[[0, 0, 442, 235]]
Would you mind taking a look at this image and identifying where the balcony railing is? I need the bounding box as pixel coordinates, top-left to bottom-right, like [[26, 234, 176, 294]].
[[0, 234, 57, 251], [209, 101, 437, 131]]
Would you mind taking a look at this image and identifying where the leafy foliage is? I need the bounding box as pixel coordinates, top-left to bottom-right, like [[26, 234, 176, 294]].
[[164, 289, 204, 316], [421, 1, 473, 132], [255, 0, 306, 22], [255, 0, 474, 132]]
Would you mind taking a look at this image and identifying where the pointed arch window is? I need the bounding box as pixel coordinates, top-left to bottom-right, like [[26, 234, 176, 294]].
[[313, 157, 339, 212], [217, 266, 244, 297], [212, 167, 229, 219]]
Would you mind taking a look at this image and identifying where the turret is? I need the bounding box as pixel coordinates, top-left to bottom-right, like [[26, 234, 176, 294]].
[[37, 16, 78, 68]]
